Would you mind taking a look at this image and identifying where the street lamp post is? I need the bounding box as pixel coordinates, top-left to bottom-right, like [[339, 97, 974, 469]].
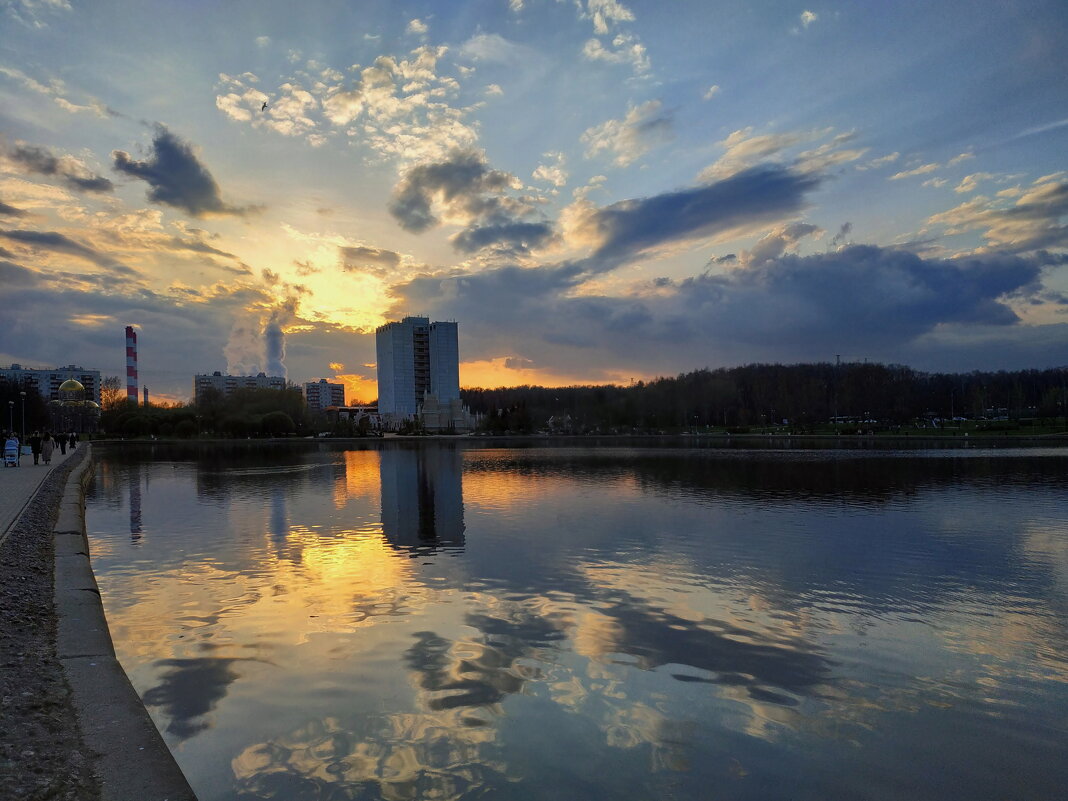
[[19, 391, 26, 437], [7, 400, 13, 436]]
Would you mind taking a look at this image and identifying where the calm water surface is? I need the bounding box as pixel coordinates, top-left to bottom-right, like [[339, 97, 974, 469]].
[[84, 443, 1068, 801]]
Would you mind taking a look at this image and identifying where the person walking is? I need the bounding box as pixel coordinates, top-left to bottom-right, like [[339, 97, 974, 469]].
[[29, 430, 42, 465], [41, 432, 55, 465], [68, 431, 78, 450], [58, 431, 67, 455]]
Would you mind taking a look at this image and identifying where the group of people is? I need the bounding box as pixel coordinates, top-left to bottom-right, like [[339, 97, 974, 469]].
[[2, 430, 78, 467]]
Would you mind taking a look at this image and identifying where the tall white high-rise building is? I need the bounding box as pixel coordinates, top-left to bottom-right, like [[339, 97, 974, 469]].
[[375, 316, 460, 418]]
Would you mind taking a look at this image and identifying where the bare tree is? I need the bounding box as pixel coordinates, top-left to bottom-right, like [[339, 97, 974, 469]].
[[100, 376, 125, 411]]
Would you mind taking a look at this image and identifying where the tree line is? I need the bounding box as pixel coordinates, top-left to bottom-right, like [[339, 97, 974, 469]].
[[9, 361, 1068, 438], [97, 384, 314, 438], [461, 362, 1068, 434]]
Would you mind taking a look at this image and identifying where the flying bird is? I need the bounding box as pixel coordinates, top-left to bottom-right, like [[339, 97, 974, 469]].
[[261, 101, 268, 111]]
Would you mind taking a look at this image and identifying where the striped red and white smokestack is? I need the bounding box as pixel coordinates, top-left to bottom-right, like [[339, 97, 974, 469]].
[[125, 325, 138, 403]]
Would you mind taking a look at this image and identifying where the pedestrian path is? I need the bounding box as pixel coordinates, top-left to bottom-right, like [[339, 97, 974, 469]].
[[0, 447, 74, 545]]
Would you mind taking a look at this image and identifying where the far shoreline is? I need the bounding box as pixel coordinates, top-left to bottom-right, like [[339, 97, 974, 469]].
[[84, 431, 1068, 447]]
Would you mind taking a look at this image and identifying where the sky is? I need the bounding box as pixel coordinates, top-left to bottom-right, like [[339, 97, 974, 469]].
[[1, 0, 1066, 403]]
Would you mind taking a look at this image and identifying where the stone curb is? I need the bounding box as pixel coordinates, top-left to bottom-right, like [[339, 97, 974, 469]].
[[54, 446, 199, 801]]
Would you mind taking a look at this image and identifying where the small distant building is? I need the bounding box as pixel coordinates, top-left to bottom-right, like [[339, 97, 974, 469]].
[[304, 379, 345, 412], [194, 371, 286, 403], [0, 363, 101, 404]]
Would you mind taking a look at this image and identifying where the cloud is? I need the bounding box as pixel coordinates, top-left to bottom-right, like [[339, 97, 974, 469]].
[[0, 200, 28, 217], [216, 45, 479, 163], [739, 222, 823, 267], [928, 175, 1068, 252], [388, 244, 1051, 376], [585, 0, 636, 34], [0, 228, 132, 272], [5, 142, 114, 193], [571, 164, 822, 267], [578, 1, 649, 74], [0, 65, 112, 117], [830, 222, 853, 248], [954, 172, 995, 194], [255, 35, 270, 47], [0, 259, 39, 286], [388, 149, 556, 257], [532, 152, 568, 188], [858, 152, 900, 170], [888, 163, 940, 180], [168, 237, 237, 259], [799, 10, 818, 28], [406, 18, 427, 35], [703, 85, 721, 100], [582, 34, 650, 75], [581, 100, 673, 167], [3, 0, 71, 29], [388, 149, 522, 234], [451, 221, 555, 256], [698, 127, 827, 181], [112, 125, 255, 217], [458, 33, 534, 66], [340, 245, 402, 276]]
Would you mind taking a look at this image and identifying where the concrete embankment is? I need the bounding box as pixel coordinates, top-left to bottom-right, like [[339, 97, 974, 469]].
[[54, 446, 198, 801]]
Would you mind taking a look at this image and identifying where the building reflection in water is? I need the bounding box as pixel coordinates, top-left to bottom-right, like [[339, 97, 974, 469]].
[[268, 486, 287, 541], [379, 447, 465, 551], [129, 461, 142, 540]]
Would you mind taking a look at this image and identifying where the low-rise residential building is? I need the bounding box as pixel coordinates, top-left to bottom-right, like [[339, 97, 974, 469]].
[[0, 363, 102, 404], [304, 379, 345, 412], [194, 371, 286, 403]]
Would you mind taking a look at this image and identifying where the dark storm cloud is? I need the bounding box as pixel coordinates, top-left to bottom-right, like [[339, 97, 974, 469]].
[[112, 125, 255, 217], [585, 164, 822, 265], [451, 220, 555, 255], [340, 245, 401, 274], [0, 228, 134, 273], [676, 245, 1042, 348], [0, 199, 28, 216], [7, 143, 114, 193], [389, 244, 1050, 374]]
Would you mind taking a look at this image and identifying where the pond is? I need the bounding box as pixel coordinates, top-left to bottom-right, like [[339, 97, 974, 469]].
[[84, 442, 1068, 801]]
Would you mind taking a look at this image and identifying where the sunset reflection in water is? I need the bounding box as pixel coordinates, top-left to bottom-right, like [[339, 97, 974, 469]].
[[85, 443, 1068, 801]]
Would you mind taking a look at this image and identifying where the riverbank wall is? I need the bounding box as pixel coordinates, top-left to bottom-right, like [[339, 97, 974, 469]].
[[54, 445, 198, 801]]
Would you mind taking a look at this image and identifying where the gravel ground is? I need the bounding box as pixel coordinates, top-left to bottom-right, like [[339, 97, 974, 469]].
[[0, 447, 101, 801]]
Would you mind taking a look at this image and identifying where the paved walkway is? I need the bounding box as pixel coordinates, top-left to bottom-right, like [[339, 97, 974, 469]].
[[0, 445, 75, 544]]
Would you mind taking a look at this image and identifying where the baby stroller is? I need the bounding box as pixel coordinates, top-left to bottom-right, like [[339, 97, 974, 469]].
[[3, 439, 18, 467]]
